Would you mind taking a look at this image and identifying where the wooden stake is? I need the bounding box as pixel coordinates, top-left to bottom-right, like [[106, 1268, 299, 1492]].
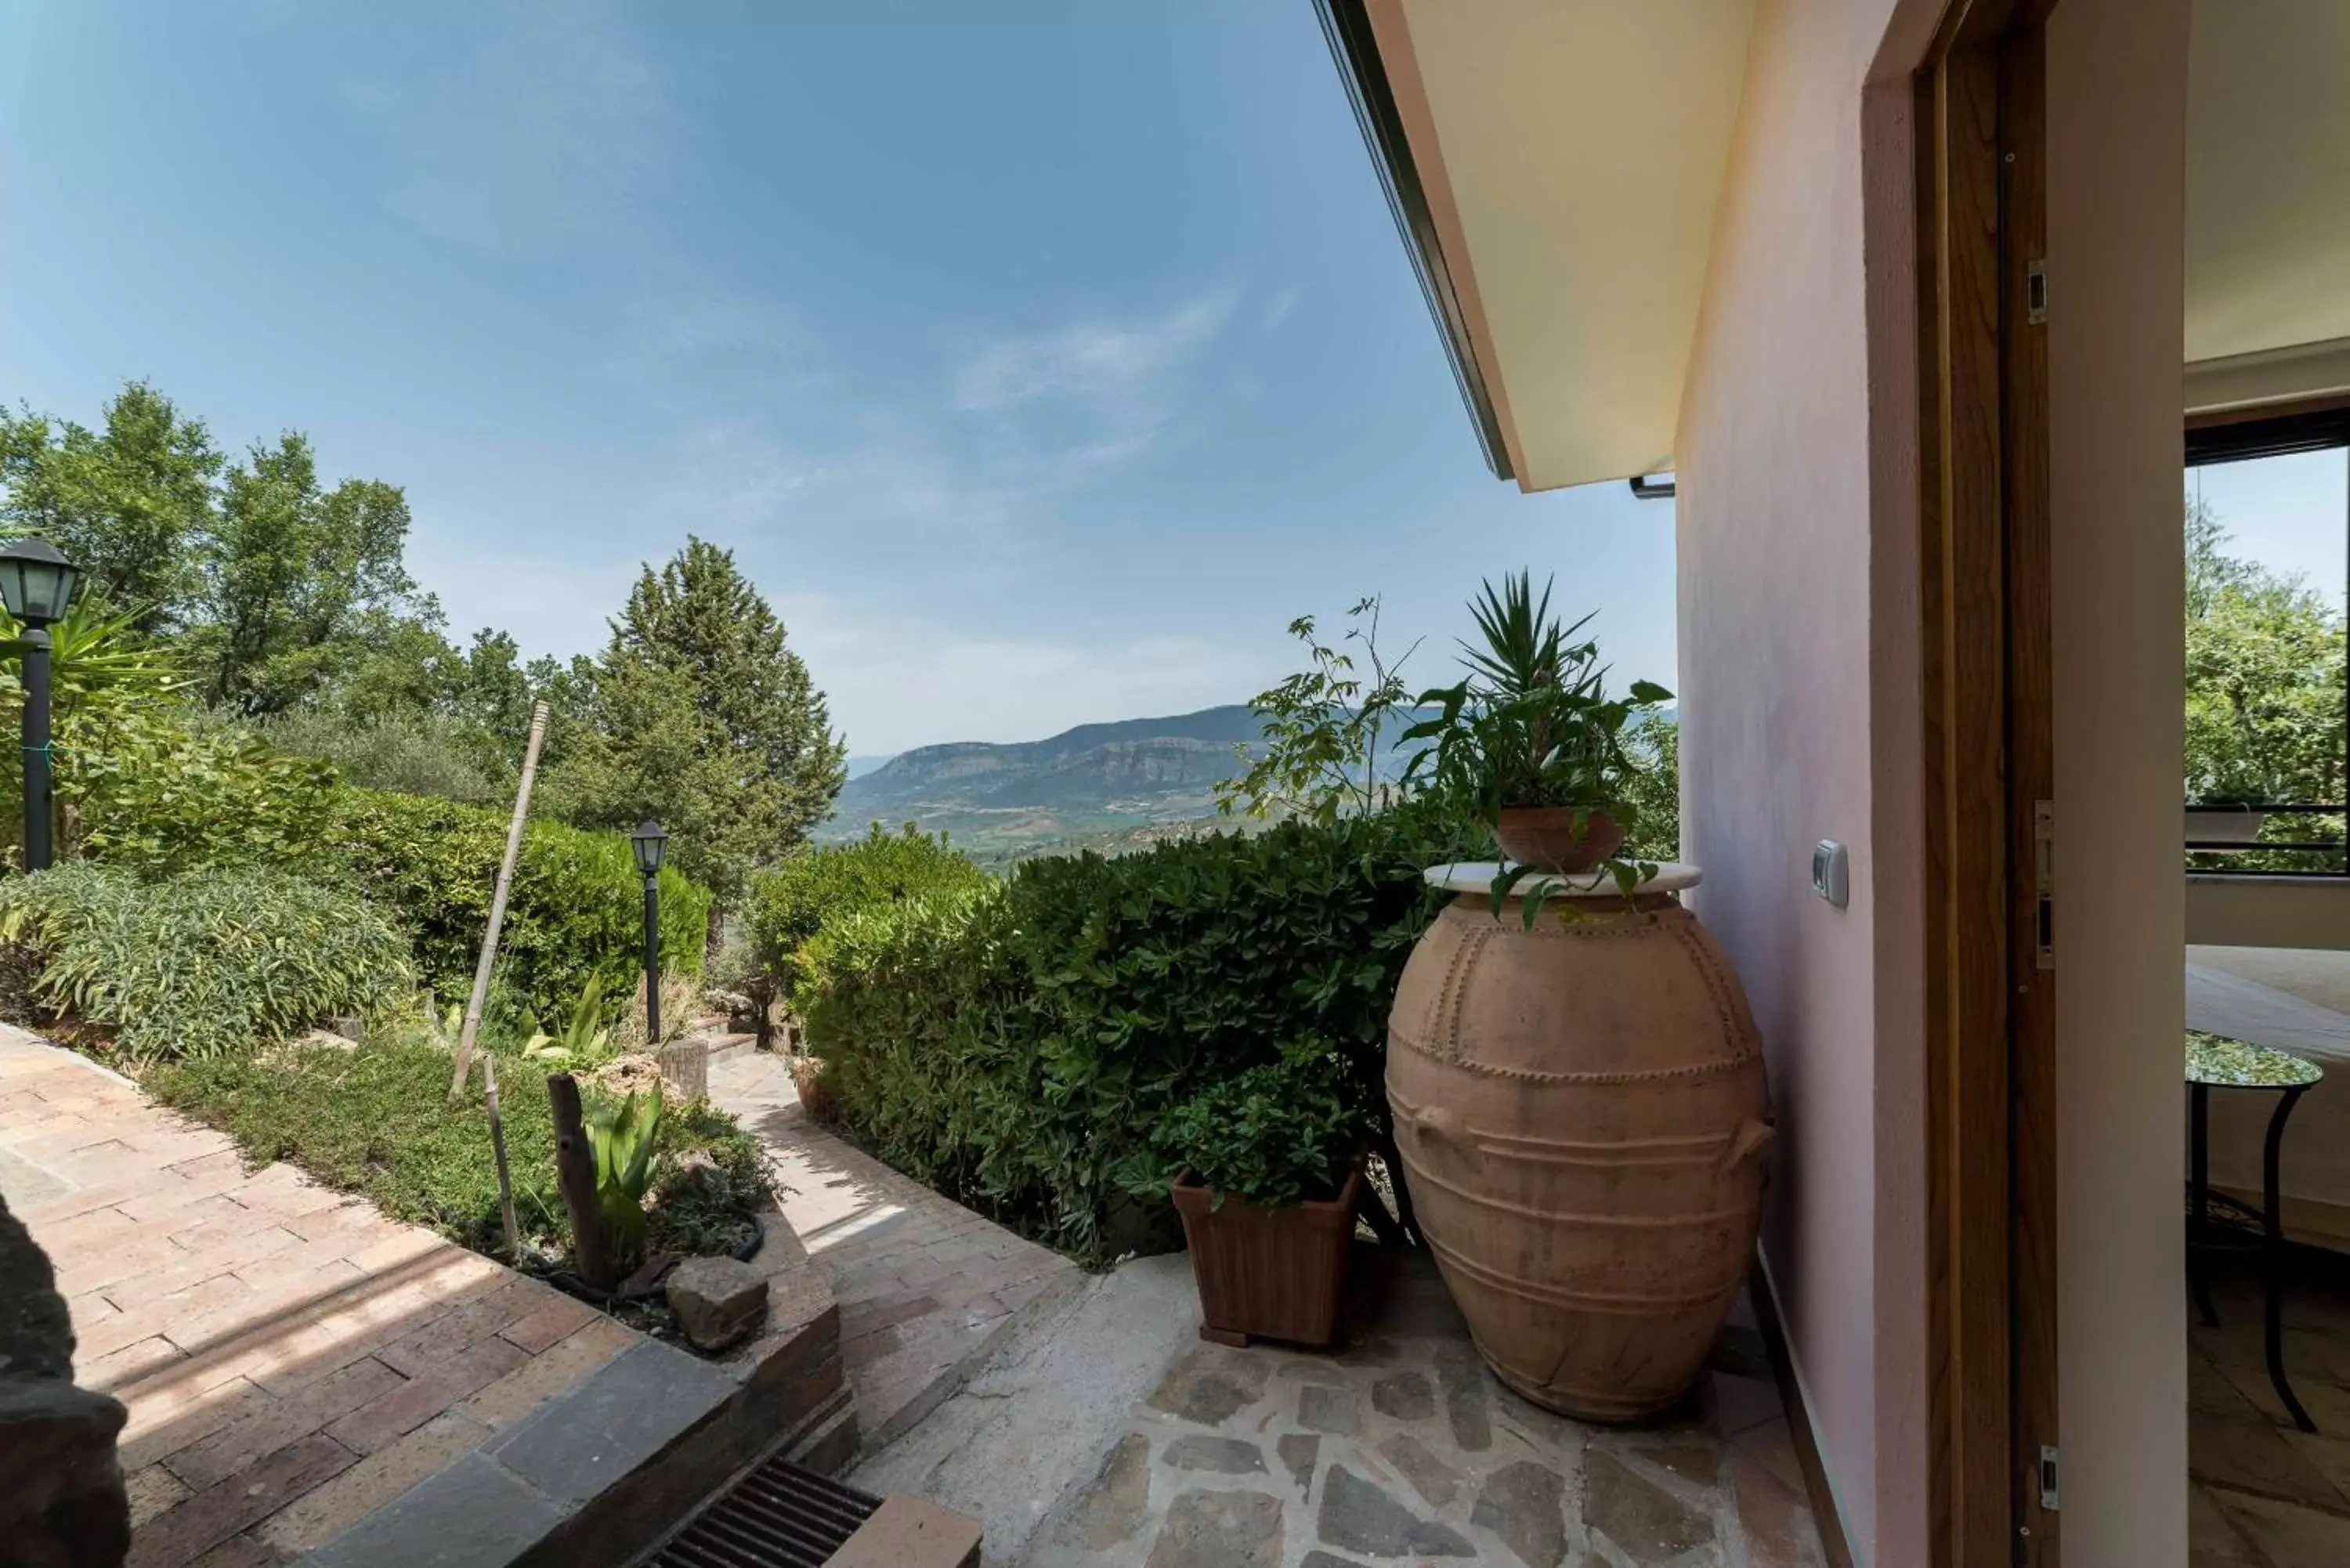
[[484, 1051, 521, 1262], [548, 1072, 611, 1291], [448, 703, 551, 1104]]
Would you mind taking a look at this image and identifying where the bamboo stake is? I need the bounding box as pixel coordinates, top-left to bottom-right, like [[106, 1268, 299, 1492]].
[[448, 703, 551, 1104]]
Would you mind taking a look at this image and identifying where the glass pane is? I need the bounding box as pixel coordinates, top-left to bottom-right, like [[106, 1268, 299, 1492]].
[[2185, 446, 2350, 873]]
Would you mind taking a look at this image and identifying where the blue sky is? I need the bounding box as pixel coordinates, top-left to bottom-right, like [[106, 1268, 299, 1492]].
[[0, 1, 1679, 755]]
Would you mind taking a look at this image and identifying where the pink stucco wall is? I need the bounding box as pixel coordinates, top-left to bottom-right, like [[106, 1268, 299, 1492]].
[[1678, 1, 2193, 1563], [1672, 2, 1929, 1559]]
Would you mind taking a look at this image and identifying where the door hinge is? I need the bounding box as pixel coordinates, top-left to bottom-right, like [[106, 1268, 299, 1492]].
[[2038, 1444, 2061, 1512], [2034, 800, 2055, 970], [2026, 258, 2048, 325]]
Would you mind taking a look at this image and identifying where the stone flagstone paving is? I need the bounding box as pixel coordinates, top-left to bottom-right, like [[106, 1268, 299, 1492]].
[[0, 1025, 642, 1567], [709, 1047, 1076, 1449], [1022, 1252, 1824, 1567]]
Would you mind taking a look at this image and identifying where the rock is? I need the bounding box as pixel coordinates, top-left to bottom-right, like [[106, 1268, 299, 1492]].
[[1584, 1449, 1716, 1559], [1632, 1438, 1723, 1488], [1371, 1370, 1435, 1421], [664, 1255, 768, 1350], [1061, 1433, 1152, 1549], [1302, 1554, 1372, 1568], [1376, 1432, 1462, 1508], [1144, 1489, 1282, 1568], [1278, 1433, 1321, 1496], [1146, 1346, 1270, 1428], [1297, 1384, 1360, 1435], [1434, 1341, 1491, 1452], [1162, 1435, 1266, 1475], [1315, 1465, 1473, 1559], [1471, 1460, 1567, 1567]]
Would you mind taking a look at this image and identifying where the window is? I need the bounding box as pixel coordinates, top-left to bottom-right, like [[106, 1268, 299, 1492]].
[[2184, 406, 2350, 875]]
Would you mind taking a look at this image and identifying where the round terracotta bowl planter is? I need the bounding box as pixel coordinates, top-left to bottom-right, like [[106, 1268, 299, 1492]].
[[1171, 1167, 1364, 1349], [1492, 806, 1625, 873], [1386, 871, 1772, 1421]]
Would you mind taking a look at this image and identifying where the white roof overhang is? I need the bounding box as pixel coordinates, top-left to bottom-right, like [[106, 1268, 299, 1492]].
[[1322, 0, 1755, 492]]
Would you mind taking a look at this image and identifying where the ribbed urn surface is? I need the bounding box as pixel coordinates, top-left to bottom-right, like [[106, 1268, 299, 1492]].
[[1386, 891, 1772, 1422]]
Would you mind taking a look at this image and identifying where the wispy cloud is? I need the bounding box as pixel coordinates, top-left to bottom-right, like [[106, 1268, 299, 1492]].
[[952, 292, 1235, 412], [342, 0, 673, 257]]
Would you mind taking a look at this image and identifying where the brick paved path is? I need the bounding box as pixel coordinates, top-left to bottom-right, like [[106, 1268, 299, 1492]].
[[708, 1049, 1076, 1450], [0, 1027, 641, 1568]]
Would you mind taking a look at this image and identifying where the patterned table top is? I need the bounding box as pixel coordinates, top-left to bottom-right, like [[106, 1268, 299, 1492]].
[[2186, 1029, 2326, 1089]]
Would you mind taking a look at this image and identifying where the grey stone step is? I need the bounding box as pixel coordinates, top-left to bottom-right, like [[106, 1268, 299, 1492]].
[[298, 1215, 855, 1568], [850, 1254, 1201, 1568]]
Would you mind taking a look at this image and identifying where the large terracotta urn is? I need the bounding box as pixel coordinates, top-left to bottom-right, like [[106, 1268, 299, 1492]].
[[1386, 861, 1772, 1422]]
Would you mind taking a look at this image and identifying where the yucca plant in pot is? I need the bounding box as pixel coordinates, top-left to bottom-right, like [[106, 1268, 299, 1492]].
[[1405, 573, 1672, 897], [1156, 1051, 1368, 1349]]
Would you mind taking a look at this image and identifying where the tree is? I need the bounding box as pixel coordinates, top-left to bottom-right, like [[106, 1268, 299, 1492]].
[[545, 537, 846, 905], [0, 382, 222, 629], [191, 433, 422, 714], [1217, 596, 1422, 825], [2184, 495, 2345, 811]]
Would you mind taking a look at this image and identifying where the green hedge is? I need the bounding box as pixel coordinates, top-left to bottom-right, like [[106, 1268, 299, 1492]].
[[328, 789, 712, 1025], [748, 823, 988, 995], [797, 805, 1488, 1260], [0, 861, 414, 1060]]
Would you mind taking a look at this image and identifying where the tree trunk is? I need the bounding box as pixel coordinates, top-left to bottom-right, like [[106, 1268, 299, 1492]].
[[548, 1074, 612, 1291]]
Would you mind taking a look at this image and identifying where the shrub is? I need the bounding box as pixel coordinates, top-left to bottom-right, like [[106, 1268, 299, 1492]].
[[250, 706, 510, 807], [1152, 1052, 1367, 1209], [797, 803, 1487, 1259], [58, 709, 340, 875], [147, 1034, 772, 1259], [0, 861, 414, 1059], [749, 824, 988, 996], [329, 788, 712, 1027]]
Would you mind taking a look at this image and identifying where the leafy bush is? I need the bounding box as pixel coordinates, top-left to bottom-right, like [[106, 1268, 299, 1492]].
[[146, 1035, 772, 1259], [0, 602, 340, 873], [65, 718, 341, 873], [329, 788, 711, 1026], [1152, 1052, 1366, 1209], [250, 706, 510, 807], [0, 861, 414, 1059], [797, 803, 1487, 1259], [749, 824, 988, 996]]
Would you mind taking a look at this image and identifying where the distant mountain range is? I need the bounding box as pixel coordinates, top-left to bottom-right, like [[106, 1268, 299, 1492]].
[[823, 700, 1667, 864], [820, 706, 1273, 858]]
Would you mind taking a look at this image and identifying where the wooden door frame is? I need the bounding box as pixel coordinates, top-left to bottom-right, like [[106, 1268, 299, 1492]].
[[1916, 2, 2060, 1566]]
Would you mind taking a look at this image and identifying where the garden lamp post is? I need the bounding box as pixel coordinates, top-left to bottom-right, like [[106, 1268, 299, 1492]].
[[630, 819, 667, 1045], [0, 539, 81, 871]]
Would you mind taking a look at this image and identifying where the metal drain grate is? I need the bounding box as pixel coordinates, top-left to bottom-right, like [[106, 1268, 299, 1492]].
[[649, 1454, 880, 1568]]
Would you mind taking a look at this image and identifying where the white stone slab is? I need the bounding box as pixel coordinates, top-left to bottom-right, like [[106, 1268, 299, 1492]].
[[1423, 860, 1701, 898]]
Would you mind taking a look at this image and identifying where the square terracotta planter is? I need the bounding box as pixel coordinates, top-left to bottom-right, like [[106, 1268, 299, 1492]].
[[1170, 1167, 1363, 1348]]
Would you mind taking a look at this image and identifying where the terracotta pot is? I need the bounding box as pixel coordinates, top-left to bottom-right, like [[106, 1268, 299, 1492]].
[[1492, 807, 1625, 873], [1171, 1168, 1363, 1348], [1387, 889, 1772, 1421], [789, 1053, 834, 1124]]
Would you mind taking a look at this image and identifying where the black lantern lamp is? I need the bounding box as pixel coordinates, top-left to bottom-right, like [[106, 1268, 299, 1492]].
[[0, 538, 80, 629], [629, 820, 667, 1044], [0, 538, 81, 871], [630, 818, 667, 879]]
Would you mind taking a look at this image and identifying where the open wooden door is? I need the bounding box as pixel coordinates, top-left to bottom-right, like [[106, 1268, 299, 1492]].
[[1916, 3, 2060, 1566]]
